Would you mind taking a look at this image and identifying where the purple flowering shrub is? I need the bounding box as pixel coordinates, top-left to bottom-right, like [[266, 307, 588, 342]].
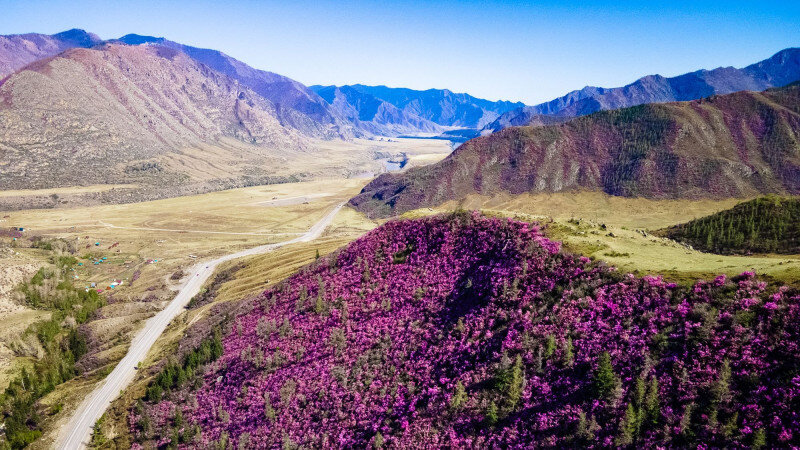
[[131, 212, 800, 448]]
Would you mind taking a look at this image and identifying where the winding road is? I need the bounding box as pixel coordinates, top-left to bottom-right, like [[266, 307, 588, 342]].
[[56, 203, 345, 449]]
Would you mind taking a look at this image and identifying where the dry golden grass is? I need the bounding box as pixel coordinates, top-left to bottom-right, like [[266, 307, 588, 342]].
[[212, 207, 376, 304], [0, 309, 49, 390], [0, 184, 139, 198], [441, 191, 745, 229], [307, 136, 452, 176], [3, 179, 368, 301], [0, 252, 50, 390], [544, 217, 800, 286]]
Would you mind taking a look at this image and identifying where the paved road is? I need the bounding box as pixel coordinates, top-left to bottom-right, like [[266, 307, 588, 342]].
[[56, 203, 344, 449]]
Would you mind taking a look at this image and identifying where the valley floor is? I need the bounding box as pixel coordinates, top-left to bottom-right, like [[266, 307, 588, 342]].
[[0, 136, 453, 211], [2, 173, 798, 448]]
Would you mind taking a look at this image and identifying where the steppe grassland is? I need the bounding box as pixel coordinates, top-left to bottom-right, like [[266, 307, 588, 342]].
[[310, 136, 453, 168], [442, 191, 745, 229], [0, 136, 452, 211], [0, 182, 368, 386], [157, 136, 452, 181], [0, 184, 140, 197], [5, 178, 368, 296]]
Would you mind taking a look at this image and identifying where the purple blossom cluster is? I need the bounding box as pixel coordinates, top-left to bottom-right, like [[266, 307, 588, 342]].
[[131, 212, 800, 448]]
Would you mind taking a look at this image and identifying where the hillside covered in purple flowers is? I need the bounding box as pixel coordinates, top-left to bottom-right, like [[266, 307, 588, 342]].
[[130, 213, 800, 448]]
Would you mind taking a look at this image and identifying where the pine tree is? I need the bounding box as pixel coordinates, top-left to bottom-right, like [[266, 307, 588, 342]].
[[751, 428, 766, 449], [506, 355, 525, 410], [593, 352, 619, 402], [563, 337, 575, 368], [485, 401, 499, 427], [710, 360, 731, 405], [373, 432, 385, 449], [643, 376, 660, 428], [449, 381, 467, 411], [615, 403, 637, 446]]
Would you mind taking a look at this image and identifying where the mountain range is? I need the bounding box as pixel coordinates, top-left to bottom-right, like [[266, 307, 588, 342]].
[[311, 47, 800, 139], [112, 34, 355, 140], [0, 29, 534, 194], [311, 84, 525, 134], [309, 84, 443, 136], [0, 29, 103, 80], [483, 48, 800, 134], [350, 83, 800, 218], [2, 29, 800, 206]]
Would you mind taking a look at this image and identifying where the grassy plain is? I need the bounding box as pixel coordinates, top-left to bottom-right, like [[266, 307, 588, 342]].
[[441, 191, 745, 229], [0, 184, 140, 198]]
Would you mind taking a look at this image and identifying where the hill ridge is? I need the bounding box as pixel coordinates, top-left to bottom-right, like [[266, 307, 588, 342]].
[[350, 84, 800, 218]]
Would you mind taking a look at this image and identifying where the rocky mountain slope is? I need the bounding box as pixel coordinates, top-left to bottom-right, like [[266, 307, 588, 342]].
[[311, 84, 525, 132], [0, 43, 307, 189], [351, 84, 800, 218], [311, 85, 442, 136], [114, 34, 355, 139], [0, 29, 102, 80], [129, 213, 800, 448], [484, 48, 800, 134]]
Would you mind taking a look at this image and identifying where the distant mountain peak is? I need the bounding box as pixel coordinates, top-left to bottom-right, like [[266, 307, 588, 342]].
[[51, 28, 102, 46], [313, 84, 525, 131], [771, 47, 799, 59], [484, 47, 800, 134], [0, 29, 103, 79], [116, 34, 166, 45]]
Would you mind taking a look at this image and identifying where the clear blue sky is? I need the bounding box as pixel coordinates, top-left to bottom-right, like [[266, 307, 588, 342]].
[[1, 0, 798, 104]]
